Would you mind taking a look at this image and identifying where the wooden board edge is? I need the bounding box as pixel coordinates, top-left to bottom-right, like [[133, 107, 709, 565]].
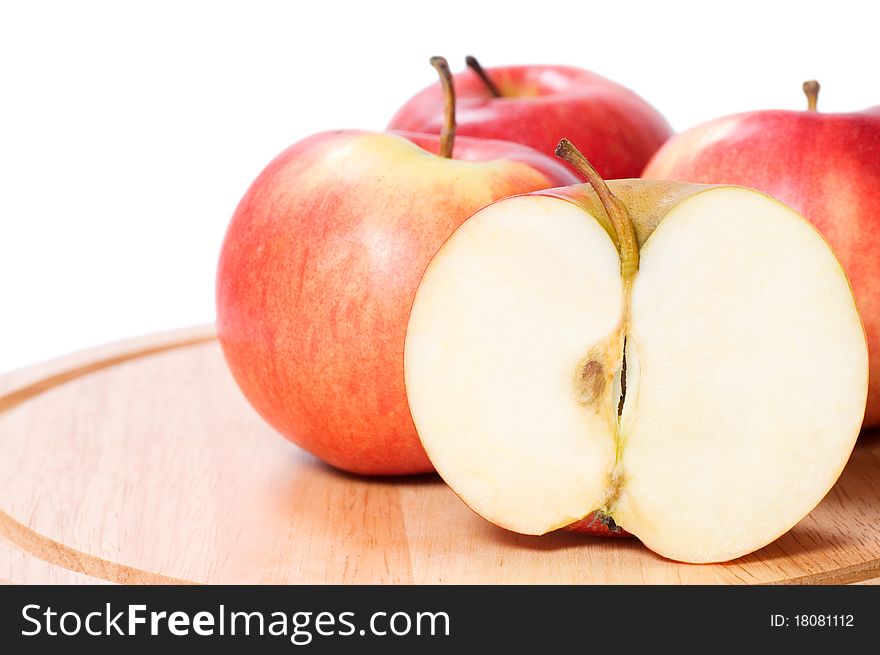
[[1, 325, 877, 585], [0, 327, 216, 585], [0, 325, 217, 403], [774, 558, 880, 586]]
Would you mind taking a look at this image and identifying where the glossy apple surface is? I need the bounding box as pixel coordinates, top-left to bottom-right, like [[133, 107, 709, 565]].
[[216, 130, 577, 475], [389, 64, 672, 179]]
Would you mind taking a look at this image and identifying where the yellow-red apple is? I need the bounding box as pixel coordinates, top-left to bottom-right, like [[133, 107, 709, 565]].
[[216, 58, 577, 475]]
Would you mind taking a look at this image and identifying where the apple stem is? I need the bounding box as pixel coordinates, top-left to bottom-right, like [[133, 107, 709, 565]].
[[465, 55, 502, 98], [555, 139, 639, 281], [429, 56, 457, 158], [803, 80, 820, 112]]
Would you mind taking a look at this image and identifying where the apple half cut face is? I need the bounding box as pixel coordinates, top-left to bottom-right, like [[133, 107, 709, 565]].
[[404, 184, 868, 563]]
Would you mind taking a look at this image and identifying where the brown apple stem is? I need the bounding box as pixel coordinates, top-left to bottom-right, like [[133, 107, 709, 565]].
[[465, 55, 502, 98], [430, 56, 456, 158], [803, 80, 820, 111], [555, 138, 639, 282]]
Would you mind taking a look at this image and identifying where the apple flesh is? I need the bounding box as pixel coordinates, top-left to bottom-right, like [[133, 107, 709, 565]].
[[389, 63, 672, 179], [215, 129, 577, 476], [643, 83, 880, 427], [404, 175, 868, 562]]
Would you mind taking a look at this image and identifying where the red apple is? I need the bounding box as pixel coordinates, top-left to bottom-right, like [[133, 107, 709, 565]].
[[216, 58, 578, 476], [644, 81, 880, 427], [389, 56, 672, 179]]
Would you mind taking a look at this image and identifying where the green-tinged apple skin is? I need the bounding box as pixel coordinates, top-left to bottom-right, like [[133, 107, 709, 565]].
[[404, 173, 868, 563], [644, 106, 880, 427], [396, 130, 579, 185], [389, 65, 672, 179], [215, 130, 578, 476]]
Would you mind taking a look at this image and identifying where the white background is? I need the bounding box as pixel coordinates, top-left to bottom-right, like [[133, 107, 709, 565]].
[[1, 0, 877, 373]]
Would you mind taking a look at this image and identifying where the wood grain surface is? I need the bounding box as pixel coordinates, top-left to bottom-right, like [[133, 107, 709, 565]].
[[1, 326, 879, 585]]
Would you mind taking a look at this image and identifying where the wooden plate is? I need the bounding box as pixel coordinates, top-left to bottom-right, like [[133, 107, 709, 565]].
[[1, 326, 879, 584]]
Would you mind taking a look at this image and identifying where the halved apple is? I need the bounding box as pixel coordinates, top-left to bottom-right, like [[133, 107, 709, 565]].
[[404, 140, 868, 563]]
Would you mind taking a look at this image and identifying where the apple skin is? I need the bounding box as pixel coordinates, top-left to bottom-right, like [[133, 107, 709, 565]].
[[397, 130, 578, 183], [389, 65, 673, 180], [564, 514, 630, 538], [644, 107, 880, 427], [215, 130, 578, 476]]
